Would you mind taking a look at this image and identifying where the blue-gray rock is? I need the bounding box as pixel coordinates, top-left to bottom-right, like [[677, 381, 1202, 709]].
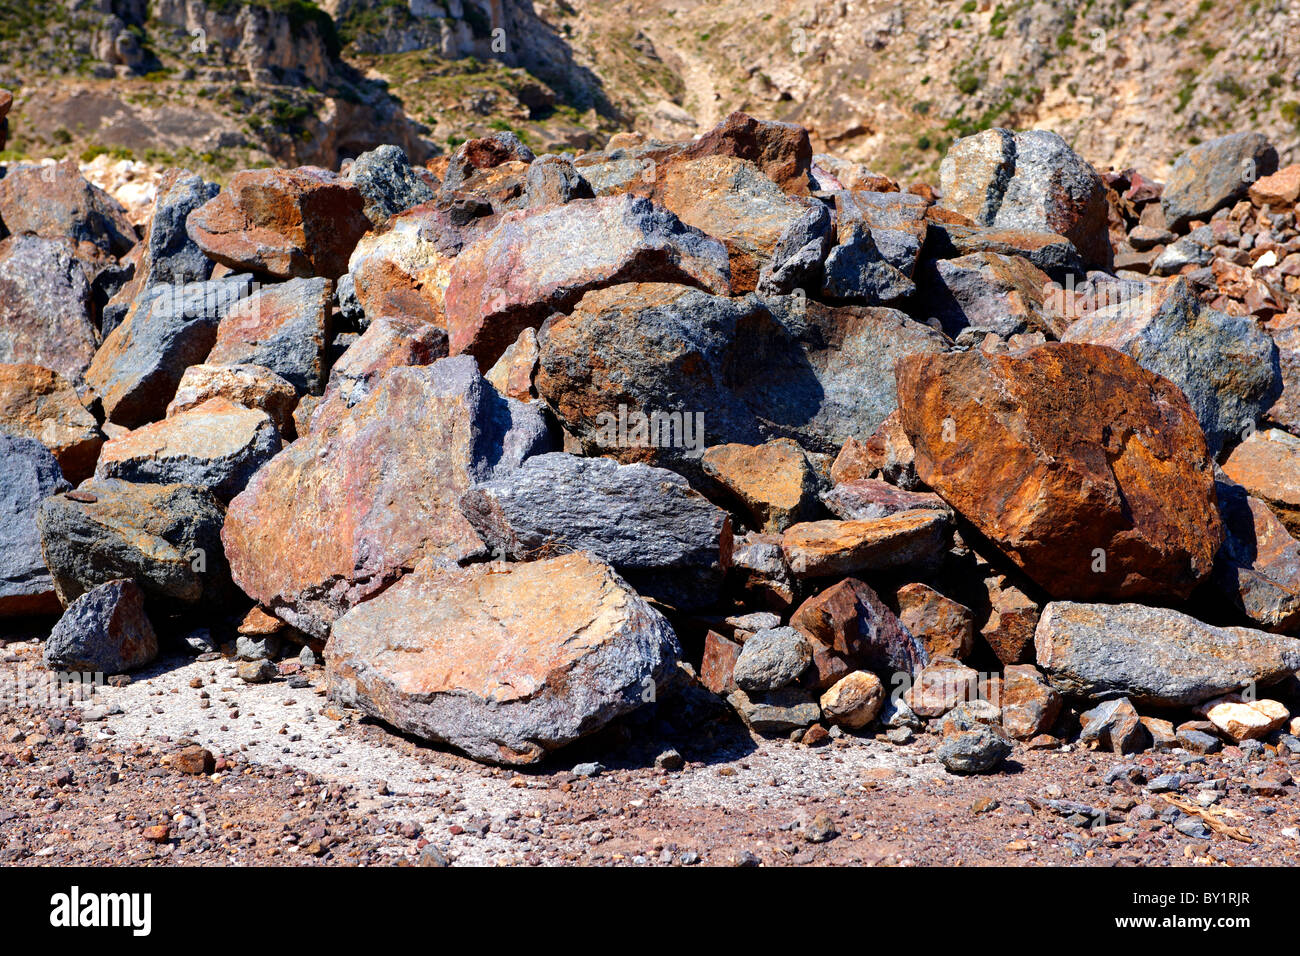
[[732, 626, 812, 692], [915, 251, 1057, 339], [756, 200, 832, 295], [937, 724, 1012, 774], [85, 276, 254, 427], [1078, 697, 1149, 753], [206, 276, 333, 394], [36, 477, 231, 609], [1162, 132, 1279, 232], [939, 128, 1112, 268], [0, 435, 70, 616], [459, 452, 731, 610], [0, 235, 99, 388], [334, 272, 366, 330], [726, 686, 821, 734], [1060, 277, 1281, 456], [1036, 601, 1300, 707], [43, 578, 157, 675], [924, 221, 1085, 281], [1150, 237, 1214, 276], [820, 223, 915, 305], [347, 145, 436, 227]]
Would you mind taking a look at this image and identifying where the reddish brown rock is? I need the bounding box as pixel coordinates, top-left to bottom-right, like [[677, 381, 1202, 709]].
[[325, 552, 678, 765], [780, 511, 948, 579], [221, 356, 552, 639], [484, 327, 538, 402], [1249, 164, 1300, 208], [681, 112, 815, 195], [166, 364, 298, 438], [830, 410, 919, 489], [999, 664, 1062, 740], [903, 658, 981, 718], [790, 577, 927, 678], [0, 159, 136, 256], [821, 478, 949, 522], [700, 630, 742, 695], [186, 167, 370, 279], [896, 582, 974, 661], [0, 364, 103, 483], [980, 575, 1040, 665], [1222, 428, 1300, 538], [1209, 479, 1300, 632], [896, 343, 1222, 601], [0, 235, 99, 389], [701, 439, 821, 533]]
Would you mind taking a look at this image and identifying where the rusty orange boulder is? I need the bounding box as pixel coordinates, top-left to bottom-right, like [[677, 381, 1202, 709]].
[[896, 342, 1222, 601], [326, 552, 678, 765]]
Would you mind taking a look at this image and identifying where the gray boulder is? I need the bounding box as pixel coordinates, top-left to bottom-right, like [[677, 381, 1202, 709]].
[[1161, 132, 1279, 232], [459, 452, 731, 609], [0, 435, 70, 616], [43, 578, 157, 675], [732, 626, 813, 692], [0, 235, 99, 388], [347, 145, 436, 228], [937, 725, 1012, 774], [206, 276, 333, 394]]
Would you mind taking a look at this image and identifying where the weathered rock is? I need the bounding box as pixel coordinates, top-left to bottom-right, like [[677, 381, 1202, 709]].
[[833, 411, 919, 490], [726, 687, 821, 735], [186, 167, 371, 279], [1208, 479, 1300, 632], [222, 356, 552, 639], [1035, 601, 1300, 706], [729, 531, 796, 610], [1222, 428, 1300, 538], [1249, 164, 1300, 208], [0, 435, 70, 616], [94, 398, 280, 501], [999, 664, 1062, 740], [828, 189, 928, 278], [939, 128, 1111, 268], [701, 440, 821, 533], [43, 579, 157, 674], [443, 195, 730, 367], [937, 725, 1012, 774], [903, 658, 981, 718], [326, 553, 678, 765], [780, 511, 948, 578], [1079, 698, 1149, 754], [681, 112, 815, 195], [1061, 278, 1281, 456], [459, 452, 731, 610], [205, 276, 333, 395], [924, 223, 1085, 280], [791, 578, 928, 677], [755, 200, 832, 295], [441, 131, 535, 195], [916, 251, 1058, 339], [85, 276, 253, 428], [896, 582, 974, 661], [0, 235, 99, 388], [485, 327, 539, 402], [0, 159, 136, 257], [980, 575, 1040, 665], [821, 222, 915, 305], [822, 478, 948, 522], [315, 314, 448, 421], [37, 478, 230, 609], [700, 630, 743, 694], [346, 145, 435, 228], [165, 364, 298, 438], [103, 169, 219, 331], [522, 155, 594, 209], [1199, 695, 1290, 741], [896, 343, 1222, 601], [819, 671, 884, 730], [732, 626, 812, 692], [0, 364, 103, 483], [1162, 132, 1279, 231]]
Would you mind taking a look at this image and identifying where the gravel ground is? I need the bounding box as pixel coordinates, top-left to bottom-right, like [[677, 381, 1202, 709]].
[[3, 635, 1300, 867]]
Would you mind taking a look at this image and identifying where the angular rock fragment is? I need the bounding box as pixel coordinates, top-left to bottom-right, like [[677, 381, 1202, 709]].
[[0, 364, 103, 483], [0, 435, 70, 616], [0, 159, 136, 256], [0, 235, 100, 388], [95, 398, 280, 501], [43, 578, 157, 675], [37, 478, 230, 609], [732, 626, 812, 692], [1162, 132, 1279, 231], [346, 145, 435, 228], [896, 583, 974, 661], [186, 166, 371, 279], [1208, 479, 1300, 632], [1198, 695, 1289, 741], [700, 630, 743, 694], [205, 276, 333, 394], [896, 343, 1222, 601], [484, 327, 538, 402], [821, 478, 948, 522], [1079, 698, 1149, 754], [1249, 164, 1300, 208], [903, 658, 981, 718], [790, 577, 928, 678], [326, 553, 679, 765], [938, 725, 1012, 774], [726, 687, 821, 735], [1061, 277, 1281, 456], [682, 112, 815, 195], [916, 251, 1058, 339], [222, 356, 552, 638], [979, 575, 1040, 665], [1222, 428, 1300, 538], [999, 664, 1062, 740], [1035, 601, 1300, 706], [459, 452, 731, 610], [701, 440, 821, 533], [780, 511, 948, 578], [165, 363, 298, 438]]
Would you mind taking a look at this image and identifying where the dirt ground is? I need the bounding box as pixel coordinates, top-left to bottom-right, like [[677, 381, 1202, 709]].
[[2, 634, 1299, 867]]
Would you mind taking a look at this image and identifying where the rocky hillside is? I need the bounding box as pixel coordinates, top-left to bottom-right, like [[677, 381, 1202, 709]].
[[1, 0, 1298, 180]]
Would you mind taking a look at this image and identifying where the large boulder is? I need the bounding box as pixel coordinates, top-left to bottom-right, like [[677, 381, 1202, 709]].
[[0, 235, 99, 388], [0, 435, 70, 616], [221, 356, 553, 639], [36, 478, 230, 610], [94, 398, 281, 501], [443, 194, 731, 368], [896, 343, 1222, 601], [85, 276, 253, 428], [186, 167, 371, 279], [326, 553, 679, 765], [459, 452, 731, 609], [938, 128, 1111, 269], [0, 364, 103, 483], [0, 159, 136, 257], [1036, 601, 1300, 707], [1061, 278, 1281, 457], [206, 276, 333, 394], [43, 578, 157, 675], [680, 111, 815, 195], [1161, 132, 1279, 232]]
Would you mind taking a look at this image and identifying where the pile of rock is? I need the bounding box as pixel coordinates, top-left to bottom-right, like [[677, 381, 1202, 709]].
[[3, 101, 1300, 775]]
